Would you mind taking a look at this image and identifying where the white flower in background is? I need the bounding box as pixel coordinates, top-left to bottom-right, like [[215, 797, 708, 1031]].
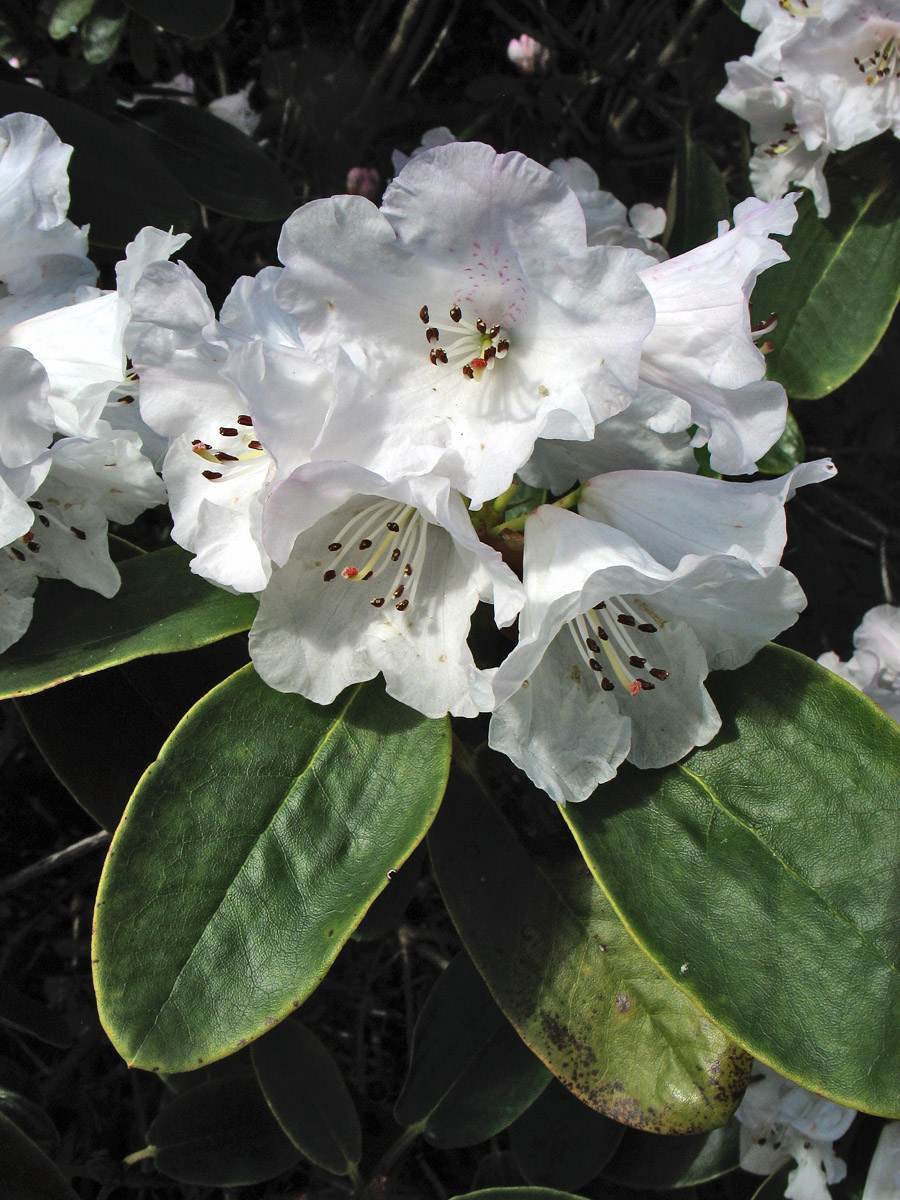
[[488, 460, 835, 804], [207, 84, 261, 137], [275, 141, 655, 507], [635, 194, 797, 474], [0, 112, 95, 327], [128, 259, 333, 594], [862, 1123, 900, 1200], [507, 33, 551, 73], [719, 0, 900, 217], [390, 126, 457, 176], [549, 157, 668, 260], [735, 1061, 856, 1200], [718, 61, 831, 215], [249, 461, 522, 718], [818, 603, 900, 721], [525, 192, 797, 483]]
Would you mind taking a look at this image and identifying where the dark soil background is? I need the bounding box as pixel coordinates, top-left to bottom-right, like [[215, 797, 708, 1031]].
[[1, 0, 896, 1196]]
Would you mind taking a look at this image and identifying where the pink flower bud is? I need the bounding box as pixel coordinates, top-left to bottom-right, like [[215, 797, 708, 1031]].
[[346, 167, 381, 202], [507, 34, 550, 74]]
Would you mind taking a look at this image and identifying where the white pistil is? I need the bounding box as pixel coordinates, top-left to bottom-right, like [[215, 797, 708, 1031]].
[[854, 37, 900, 84], [420, 303, 509, 381], [568, 596, 669, 698], [193, 414, 267, 482], [322, 499, 428, 612]]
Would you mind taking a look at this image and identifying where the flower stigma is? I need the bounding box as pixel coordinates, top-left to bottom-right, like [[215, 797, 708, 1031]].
[[192, 413, 267, 482], [568, 596, 671, 697], [321, 498, 429, 611], [418, 302, 509, 381]]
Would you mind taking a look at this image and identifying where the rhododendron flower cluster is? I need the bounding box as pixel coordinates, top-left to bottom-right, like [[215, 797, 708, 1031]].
[[0, 117, 835, 802], [0, 113, 173, 651], [718, 0, 900, 216]]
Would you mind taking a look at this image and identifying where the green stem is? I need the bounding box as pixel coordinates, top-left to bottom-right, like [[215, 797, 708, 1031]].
[[374, 1124, 422, 1176], [123, 1145, 156, 1166], [491, 481, 519, 513], [491, 484, 583, 534]]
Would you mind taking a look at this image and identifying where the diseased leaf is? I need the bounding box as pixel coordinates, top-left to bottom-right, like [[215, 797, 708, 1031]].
[[428, 759, 750, 1134], [564, 644, 900, 1117]]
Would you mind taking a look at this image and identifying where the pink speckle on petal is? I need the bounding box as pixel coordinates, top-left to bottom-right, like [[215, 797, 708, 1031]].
[[342, 566, 359, 578]]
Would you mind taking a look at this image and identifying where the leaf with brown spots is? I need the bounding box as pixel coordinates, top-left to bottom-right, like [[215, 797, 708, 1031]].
[[428, 759, 750, 1134]]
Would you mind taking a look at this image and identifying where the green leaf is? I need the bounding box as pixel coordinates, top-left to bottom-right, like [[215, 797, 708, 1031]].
[[122, 0, 233, 38], [749, 139, 900, 398], [0, 82, 195, 248], [755, 409, 805, 476], [720, 0, 742, 13], [0, 1090, 59, 1157], [450, 1190, 587, 1200], [144, 1075, 300, 1186], [395, 951, 551, 1148], [251, 1019, 361, 1178], [509, 1079, 625, 1191], [15, 636, 249, 831], [663, 130, 730, 256], [0, 983, 72, 1049], [0, 547, 257, 700], [428, 761, 751, 1134], [129, 103, 294, 221], [80, 0, 127, 63], [352, 840, 425, 941], [563, 644, 900, 1117], [600, 1120, 740, 1189], [93, 669, 449, 1072], [47, 0, 98, 39], [0, 1112, 79, 1200]]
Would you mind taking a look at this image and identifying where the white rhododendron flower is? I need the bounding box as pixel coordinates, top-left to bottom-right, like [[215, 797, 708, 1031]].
[[719, 0, 900, 216], [549, 157, 668, 260], [487, 461, 835, 804], [718, 61, 831, 216], [736, 1061, 856, 1200], [250, 462, 522, 718], [862, 1122, 900, 1200], [635, 194, 797, 474], [129, 258, 333, 594], [818, 603, 900, 721], [274, 141, 655, 507]]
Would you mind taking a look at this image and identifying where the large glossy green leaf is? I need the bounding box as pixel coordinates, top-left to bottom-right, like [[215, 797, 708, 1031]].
[[129, 103, 294, 220], [0, 547, 256, 699], [0, 1111, 78, 1200], [93, 668, 450, 1072], [428, 761, 751, 1134], [47, 0, 98, 38], [749, 140, 900, 398], [252, 1019, 361, 1178], [143, 1075, 300, 1186], [0, 83, 195, 248], [80, 0, 128, 63], [395, 951, 551, 1148], [16, 636, 249, 831], [451, 1190, 587, 1200], [122, 0, 233, 37], [663, 130, 730, 256], [510, 1079, 625, 1191], [598, 1121, 740, 1190], [564, 644, 900, 1116]]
